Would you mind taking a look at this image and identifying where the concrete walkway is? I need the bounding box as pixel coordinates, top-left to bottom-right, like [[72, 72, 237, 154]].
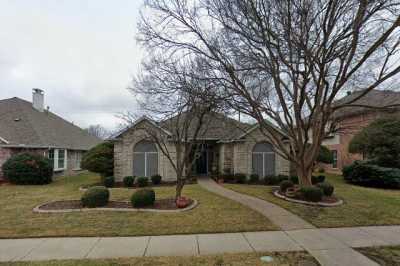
[[1, 226, 399, 264], [197, 177, 399, 266]]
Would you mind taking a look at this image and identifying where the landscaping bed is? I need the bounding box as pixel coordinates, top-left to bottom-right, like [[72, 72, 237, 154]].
[[80, 179, 196, 190], [273, 189, 343, 207], [357, 245, 400, 266]]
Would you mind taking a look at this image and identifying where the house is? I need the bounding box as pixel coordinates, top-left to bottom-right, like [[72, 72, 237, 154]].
[[111, 113, 290, 181], [320, 89, 400, 173], [0, 89, 102, 180]]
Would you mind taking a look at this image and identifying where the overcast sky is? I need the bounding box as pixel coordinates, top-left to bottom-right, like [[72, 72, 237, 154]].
[[0, 0, 144, 130]]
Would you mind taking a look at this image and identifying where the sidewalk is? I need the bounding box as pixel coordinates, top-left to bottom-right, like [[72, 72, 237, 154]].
[[1, 226, 399, 263]]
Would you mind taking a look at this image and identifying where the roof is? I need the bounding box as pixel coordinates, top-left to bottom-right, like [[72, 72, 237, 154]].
[[0, 97, 102, 150], [112, 111, 286, 142], [333, 89, 400, 119]]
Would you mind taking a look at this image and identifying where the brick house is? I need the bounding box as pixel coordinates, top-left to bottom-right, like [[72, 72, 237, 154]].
[[0, 89, 102, 180], [111, 113, 290, 181], [320, 90, 400, 173]]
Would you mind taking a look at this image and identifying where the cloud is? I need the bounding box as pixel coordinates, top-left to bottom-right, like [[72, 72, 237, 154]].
[[0, 0, 144, 130]]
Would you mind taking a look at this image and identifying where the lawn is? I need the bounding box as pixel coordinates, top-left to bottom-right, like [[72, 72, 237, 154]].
[[0, 173, 276, 238], [357, 245, 400, 266], [223, 173, 400, 228], [0, 252, 319, 266]]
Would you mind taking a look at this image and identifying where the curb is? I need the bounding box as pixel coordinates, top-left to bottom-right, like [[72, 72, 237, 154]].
[[273, 190, 343, 207]]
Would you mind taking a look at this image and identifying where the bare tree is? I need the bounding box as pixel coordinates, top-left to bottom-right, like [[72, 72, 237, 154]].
[[130, 56, 223, 199], [85, 124, 110, 140], [137, 0, 400, 186]]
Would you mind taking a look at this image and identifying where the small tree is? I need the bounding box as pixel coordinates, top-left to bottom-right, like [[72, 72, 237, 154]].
[[349, 118, 400, 168], [81, 142, 114, 177], [85, 124, 111, 140]]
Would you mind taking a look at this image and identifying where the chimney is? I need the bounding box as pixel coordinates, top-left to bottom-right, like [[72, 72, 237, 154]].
[[32, 88, 44, 112]]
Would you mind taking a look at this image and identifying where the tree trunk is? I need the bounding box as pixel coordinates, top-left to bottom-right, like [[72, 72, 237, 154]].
[[175, 176, 185, 200], [296, 165, 313, 187]]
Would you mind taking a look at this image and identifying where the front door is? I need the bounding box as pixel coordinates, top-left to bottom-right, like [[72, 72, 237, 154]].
[[195, 150, 208, 175]]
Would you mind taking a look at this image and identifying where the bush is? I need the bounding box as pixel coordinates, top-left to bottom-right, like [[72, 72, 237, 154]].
[[264, 175, 288, 185], [249, 174, 259, 183], [343, 160, 400, 189], [123, 176, 135, 187], [280, 180, 294, 192], [316, 182, 334, 196], [222, 174, 235, 183], [103, 176, 115, 188], [2, 153, 53, 185], [318, 167, 325, 173], [290, 175, 299, 184], [136, 177, 149, 187], [131, 189, 155, 207], [81, 142, 114, 177], [312, 175, 325, 184], [81, 186, 110, 208], [300, 186, 323, 202], [317, 145, 334, 164], [234, 173, 247, 184], [151, 174, 162, 185]]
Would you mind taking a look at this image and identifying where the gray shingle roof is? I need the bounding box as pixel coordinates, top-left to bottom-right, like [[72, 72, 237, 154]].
[[0, 97, 101, 150]]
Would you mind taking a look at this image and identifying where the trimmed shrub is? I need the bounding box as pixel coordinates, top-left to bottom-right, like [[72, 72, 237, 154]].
[[317, 145, 334, 164], [2, 153, 53, 185], [300, 186, 323, 202], [103, 176, 115, 188], [279, 180, 294, 193], [81, 141, 114, 177], [312, 175, 325, 184], [222, 174, 235, 183], [265, 175, 288, 185], [290, 176, 299, 184], [131, 189, 155, 207], [234, 173, 247, 184], [151, 174, 162, 185], [136, 177, 149, 187], [343, 160, 400, 189], [81, 186, 110, 208], [249, 174, 259, 183], [316, 182, 334, 196], [123, 176, 135, 187]]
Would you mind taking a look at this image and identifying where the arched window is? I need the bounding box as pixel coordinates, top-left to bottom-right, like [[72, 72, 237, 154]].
[[133, 140, 158, 177], [252, 142, 275, 177]]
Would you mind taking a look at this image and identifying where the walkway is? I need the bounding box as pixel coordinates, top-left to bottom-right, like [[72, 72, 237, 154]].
[[1, 226, 399, 263], [198, 177, 396, 266]]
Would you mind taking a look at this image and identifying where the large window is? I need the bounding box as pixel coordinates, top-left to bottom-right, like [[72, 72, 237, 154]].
[[252, 142, 275, 177], [133, 140, 158, 177], [332, 150, 338, 169], [48, 149, 67, 171]]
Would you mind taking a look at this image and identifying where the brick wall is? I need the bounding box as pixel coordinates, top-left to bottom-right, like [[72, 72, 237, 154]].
[[0, 148, 13, 180]]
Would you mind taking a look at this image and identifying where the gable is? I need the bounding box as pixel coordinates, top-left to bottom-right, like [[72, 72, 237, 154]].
[[115, 118, 170, 141]]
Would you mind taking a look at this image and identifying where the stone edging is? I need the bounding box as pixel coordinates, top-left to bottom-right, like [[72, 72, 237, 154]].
[[33, 200, 198, 213], [273, 190, 343, 207]]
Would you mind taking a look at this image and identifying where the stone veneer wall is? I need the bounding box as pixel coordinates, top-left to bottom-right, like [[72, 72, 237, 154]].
[[232, 128, 290, 176], [114, 120, 177, 182], [0, 148, 13, 180]]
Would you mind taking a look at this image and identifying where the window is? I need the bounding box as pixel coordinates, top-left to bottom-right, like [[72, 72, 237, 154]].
[[48, 149, 67, 171], [332, 150, 338, 169], [133, 140, 158, 177], [252, 142, 275, 177]]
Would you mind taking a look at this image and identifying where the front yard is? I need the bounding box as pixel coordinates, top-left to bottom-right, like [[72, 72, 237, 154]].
[[0, 173, 276, 238], [357, 245, 400, 266], [224, 173, 400, 228]]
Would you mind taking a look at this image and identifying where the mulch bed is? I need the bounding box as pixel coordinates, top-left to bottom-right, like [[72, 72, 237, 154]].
[[274, 189, 343, 207], [38, 198, 194, 211], [82, 179, 197, 189]]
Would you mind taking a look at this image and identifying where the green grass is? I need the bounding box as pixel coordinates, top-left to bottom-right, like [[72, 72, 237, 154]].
[[357, 246, 400, 266], [0, 173, 276, 238], [223, 174, 400, 228], [0, 251, 319, 266]]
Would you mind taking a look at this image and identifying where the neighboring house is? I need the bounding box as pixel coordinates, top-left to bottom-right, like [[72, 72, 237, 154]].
[[0, 89, 102, 180], [111, 113, 290, 181], [320, 90, 400, 173]]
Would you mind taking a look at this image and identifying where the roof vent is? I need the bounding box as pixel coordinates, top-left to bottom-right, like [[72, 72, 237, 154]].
[[32, 88, 45, 112], [14, 118, 21, 122]]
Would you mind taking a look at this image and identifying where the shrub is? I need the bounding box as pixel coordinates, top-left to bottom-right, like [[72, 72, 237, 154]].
[[312, 175, 325, 184], [249, 174, 259, 183], [151, 174, 162, 185], [81, 142, 114, 177], [318, 167, 325, 173], [279, 180, 294, 192], [234, 173, 247, 184], [81, 186, 110, 208], [123, 176, 135, 187], [316, 182, 334, 196], [300, 186, 323, 202], [222, 174, 235, 183], [264, 175, 288, 185], [290, 176, 299, 184], [131, 189, 155, 207], [103, 176, 115, 188], [317, 145, 334, 164], [343, 160, 400, 189], [2, 153, 53, 185], [137, 177, 149, 187]]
